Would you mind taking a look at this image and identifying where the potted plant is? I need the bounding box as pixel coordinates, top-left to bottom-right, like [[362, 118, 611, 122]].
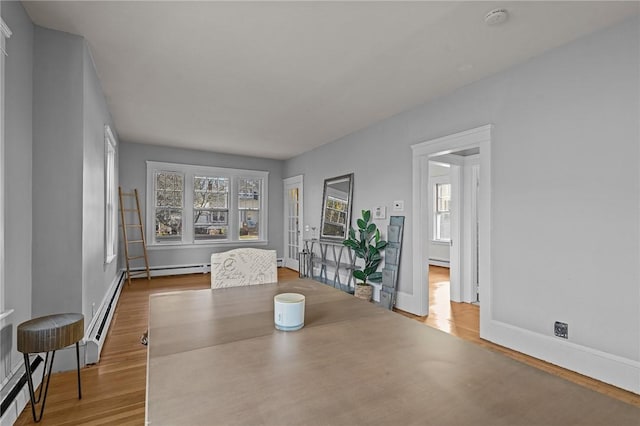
[[343, 210, 388, 301]]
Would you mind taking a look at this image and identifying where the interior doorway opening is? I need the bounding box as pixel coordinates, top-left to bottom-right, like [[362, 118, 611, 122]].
[[407, 124, 491, 337], [428, 148, 480, 304]]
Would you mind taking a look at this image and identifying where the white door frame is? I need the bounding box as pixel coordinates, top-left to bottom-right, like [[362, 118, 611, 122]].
[[399, 125, 492, 338], [283, 175, 303, 271], [461, 157, 480, 303]]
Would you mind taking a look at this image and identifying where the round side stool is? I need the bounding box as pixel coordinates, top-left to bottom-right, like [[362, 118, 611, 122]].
[[17, 313, 84, 423]]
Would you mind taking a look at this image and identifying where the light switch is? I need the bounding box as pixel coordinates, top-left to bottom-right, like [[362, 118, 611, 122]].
[[373, 206, 386, 220]]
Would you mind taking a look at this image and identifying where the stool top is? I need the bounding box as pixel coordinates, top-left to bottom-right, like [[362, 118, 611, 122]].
[[18, 313, 84, 353]]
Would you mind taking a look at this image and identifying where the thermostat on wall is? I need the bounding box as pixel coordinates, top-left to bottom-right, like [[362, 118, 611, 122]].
[[373, 206, 386, 220]]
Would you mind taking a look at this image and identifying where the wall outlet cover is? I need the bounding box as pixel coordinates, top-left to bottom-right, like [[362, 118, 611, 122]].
[[554, 321, 568, 339]]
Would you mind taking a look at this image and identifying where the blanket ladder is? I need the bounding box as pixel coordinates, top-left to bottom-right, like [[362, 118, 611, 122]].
[[119, 187, 151, 285]]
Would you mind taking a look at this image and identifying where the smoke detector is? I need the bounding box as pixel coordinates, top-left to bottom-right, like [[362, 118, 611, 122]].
[[485, 8, 509, 26]]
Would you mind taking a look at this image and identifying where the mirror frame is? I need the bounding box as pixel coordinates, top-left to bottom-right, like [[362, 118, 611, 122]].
[[319, 173, 354, 242]]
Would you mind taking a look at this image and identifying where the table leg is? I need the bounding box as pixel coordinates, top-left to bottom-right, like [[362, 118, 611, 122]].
[[23, 351, 56, 422], [76, 341, 82, 399]]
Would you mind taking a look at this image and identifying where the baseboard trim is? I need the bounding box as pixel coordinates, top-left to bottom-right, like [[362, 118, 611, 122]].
[[0, 356, 44, 425], [484, 319, 640, 394]]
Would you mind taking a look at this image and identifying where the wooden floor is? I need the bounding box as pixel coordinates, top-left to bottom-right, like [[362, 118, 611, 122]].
[[16, 267, 639, 425], [395, 266, 640, 407]]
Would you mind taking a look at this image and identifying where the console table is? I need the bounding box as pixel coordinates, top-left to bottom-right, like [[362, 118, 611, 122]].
[[303, 239, 355, 292]]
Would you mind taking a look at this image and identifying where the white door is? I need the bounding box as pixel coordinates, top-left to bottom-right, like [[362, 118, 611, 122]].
[[283, 176, 303, 271]]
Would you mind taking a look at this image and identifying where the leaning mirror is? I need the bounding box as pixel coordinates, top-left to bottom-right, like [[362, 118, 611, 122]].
[[319, 174, 354, 242]]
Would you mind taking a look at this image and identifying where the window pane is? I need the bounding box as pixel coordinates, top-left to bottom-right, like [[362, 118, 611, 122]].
[[155, 171, 183, 242], [105, 139, 117, 261], [238, 178, 260, 209], [194, 210, 228, 240], [155, 208, 182, 241], [238, 178, 261, 240], [436, 212, 451, 241], [436, 183, 451, 213], [194, 176, 229, 241], [239, 209, 259, 240]]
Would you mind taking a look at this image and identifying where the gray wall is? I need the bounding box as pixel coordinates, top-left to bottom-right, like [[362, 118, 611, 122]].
[[285, 17, 639, 367], [1, 0, 33, 386], [119, 142, 284, 267], [32, 27, 84, 317], [81, 43, 119, 324], [30, 26, 119, 371]]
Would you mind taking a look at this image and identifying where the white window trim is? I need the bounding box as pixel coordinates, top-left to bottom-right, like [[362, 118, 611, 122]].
[[0, 16, 11, 314], [104, 125, 117, 264], [431, 175, 451, 243], [145, 161, 269, 248]]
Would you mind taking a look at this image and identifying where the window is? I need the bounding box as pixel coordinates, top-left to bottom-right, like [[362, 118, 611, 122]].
[[154, 171, 184, 242], [434, 182, 451, 242], [238, 177, 261, 240], [104, 125, 118, 263], [146, 161, 268, 246], [194, 176, 228, 240], [0, 16, 11, 314]]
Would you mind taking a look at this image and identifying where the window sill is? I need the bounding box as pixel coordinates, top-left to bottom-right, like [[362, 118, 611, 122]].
[[431, 240, 451, 246], [148, 240, 269, 250]]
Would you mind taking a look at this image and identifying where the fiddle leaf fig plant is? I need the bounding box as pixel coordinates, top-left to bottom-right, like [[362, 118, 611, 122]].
[[343, 210, 388, 285]]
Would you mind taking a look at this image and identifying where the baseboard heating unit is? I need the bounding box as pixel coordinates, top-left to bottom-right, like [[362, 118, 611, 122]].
[[85, 272, 125, 365], [0, 356, 44, 425]]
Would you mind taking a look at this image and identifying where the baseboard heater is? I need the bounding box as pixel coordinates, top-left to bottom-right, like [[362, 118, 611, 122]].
[[0, 356, 44, 423], [129, 263, 210, 277], [429, 259, 450, 268], [85, 271, 126, 364]]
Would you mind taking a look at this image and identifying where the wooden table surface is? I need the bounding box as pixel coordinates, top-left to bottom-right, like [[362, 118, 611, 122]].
[[146, 278, 639, 426]]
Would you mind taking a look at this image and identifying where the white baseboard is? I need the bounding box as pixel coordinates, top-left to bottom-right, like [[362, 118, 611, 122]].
[[0, 357, 44, 426], [85, 272, 125, 364], [484, 319, 640, 394]]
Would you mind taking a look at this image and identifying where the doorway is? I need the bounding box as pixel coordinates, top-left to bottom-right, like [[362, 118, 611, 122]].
[[428, 150, 480, 305], [283, 176, 303, 271], [403, 125, 491, 338]]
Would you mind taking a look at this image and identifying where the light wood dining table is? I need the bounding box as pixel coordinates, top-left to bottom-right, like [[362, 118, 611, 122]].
[[146, 278, 639, 426]]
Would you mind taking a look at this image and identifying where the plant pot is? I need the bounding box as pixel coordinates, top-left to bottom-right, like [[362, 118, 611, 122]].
[[354, 284, 373, 302]]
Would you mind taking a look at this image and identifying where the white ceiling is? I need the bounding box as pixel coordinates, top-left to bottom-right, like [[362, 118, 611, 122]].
[[23, 1, 638, 160]]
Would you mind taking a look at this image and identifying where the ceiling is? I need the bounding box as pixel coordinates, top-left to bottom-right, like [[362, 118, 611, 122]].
[[22, 1, 638, 160]]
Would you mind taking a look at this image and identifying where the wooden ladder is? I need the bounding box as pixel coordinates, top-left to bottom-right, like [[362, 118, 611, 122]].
[[119, 187, 151, 285]]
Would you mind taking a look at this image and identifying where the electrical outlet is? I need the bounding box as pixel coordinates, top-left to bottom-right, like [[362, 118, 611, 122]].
[[554, 321, 568, 339]]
